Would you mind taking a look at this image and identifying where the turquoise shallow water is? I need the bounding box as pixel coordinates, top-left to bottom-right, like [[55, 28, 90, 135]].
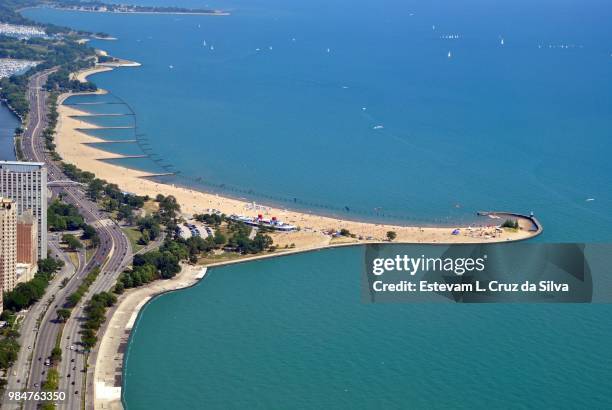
[[124, 247, 612, 409], [23, 2, 612, 408]]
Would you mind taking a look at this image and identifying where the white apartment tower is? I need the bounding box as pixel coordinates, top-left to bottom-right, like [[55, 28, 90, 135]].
[[0, 161, 47, 260]]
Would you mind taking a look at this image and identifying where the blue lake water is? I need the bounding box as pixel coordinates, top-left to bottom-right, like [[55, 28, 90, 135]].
[[23, 2, 612, 409], [26, 0, 612, 240], [0, 102, 18, 161]]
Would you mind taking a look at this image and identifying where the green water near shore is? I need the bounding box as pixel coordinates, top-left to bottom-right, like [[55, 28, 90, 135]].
[[123, 247, 612, 409]]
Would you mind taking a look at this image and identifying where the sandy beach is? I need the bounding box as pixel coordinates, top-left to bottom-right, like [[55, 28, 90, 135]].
[[71, 60, 542, 409], [55, 105, 539, 244], [57, 64, 540, 248]]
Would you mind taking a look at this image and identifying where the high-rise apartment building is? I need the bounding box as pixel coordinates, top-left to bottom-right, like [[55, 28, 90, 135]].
[[17, 210, 38, 283], [0, 161, 47, 260], [0, 197, 17, 297]]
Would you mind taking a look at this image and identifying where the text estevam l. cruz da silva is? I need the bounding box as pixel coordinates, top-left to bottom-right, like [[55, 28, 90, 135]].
[[369, 255, 570, 293]]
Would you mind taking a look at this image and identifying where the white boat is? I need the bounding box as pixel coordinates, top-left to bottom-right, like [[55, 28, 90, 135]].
[[447, 51, 452, 58], [373, 125, 384, 130], [210, 46, 214, 50], [500, 38, 505, 45]]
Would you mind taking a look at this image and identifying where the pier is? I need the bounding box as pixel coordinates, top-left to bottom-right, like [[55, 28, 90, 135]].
[[64, 102, 125, 105], [76, 126, 135, 130], [96, 154, 148, 160], [83, 140, 138, 144], [70, 113, 134, 117], [477, 211, 543, 237], [140, 172, 176, 178]]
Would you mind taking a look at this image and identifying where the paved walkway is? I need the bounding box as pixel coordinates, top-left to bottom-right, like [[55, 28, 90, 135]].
[[93, 265, 206, 409]]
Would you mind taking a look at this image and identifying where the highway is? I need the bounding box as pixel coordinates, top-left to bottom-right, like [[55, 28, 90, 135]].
[[1, 240, 75, 409], [3, 69, 133, 409]]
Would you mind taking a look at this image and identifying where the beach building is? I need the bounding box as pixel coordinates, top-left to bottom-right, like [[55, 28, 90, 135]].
[[0, 198, 17, 300], [229, 214, 297, 231], [0, 161, 48, 259], [16, 210, 38, 282]]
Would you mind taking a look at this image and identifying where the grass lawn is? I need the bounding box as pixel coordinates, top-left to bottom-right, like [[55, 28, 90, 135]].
[[67, 252, 80, 270], [122, 227, 144, 253], [142, 200, 159, 216]]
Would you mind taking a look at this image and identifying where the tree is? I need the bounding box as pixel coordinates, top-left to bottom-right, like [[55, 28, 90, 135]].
[[38, 257, 64, 277], [47, 200, 84, 231], [0, 338, 20, 370], [81, 224, 97, 239], [213, 230, 226, 246], [56, 308, 71, 322], [50, 347, 62, 363], [137, 216, 160, 240], [501, 219, 519, 229], [62, 234, 82, 251], [386, 231, 397, 241], [87, 178, 105, 201], [81, 224, 100, 247]]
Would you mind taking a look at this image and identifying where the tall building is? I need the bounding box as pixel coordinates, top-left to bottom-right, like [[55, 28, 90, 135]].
[[0, 161, 47, 260], [17, 210, 38, 283], [0, 197, 17, 297]]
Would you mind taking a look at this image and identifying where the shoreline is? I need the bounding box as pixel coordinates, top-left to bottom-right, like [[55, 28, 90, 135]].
[[57, 63, 540, 247], [93, 264, 207, 410], [56, 104, 539, 245], [35, 5, 230, 16], [67, 57, 542, 409]]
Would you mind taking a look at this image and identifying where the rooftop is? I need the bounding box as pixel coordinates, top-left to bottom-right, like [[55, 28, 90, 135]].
[[0, 161, 46, 171]]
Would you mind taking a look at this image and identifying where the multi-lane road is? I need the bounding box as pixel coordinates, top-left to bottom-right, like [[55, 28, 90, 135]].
[[3, 69, 133, 409], [1, 240, 75, 406]]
